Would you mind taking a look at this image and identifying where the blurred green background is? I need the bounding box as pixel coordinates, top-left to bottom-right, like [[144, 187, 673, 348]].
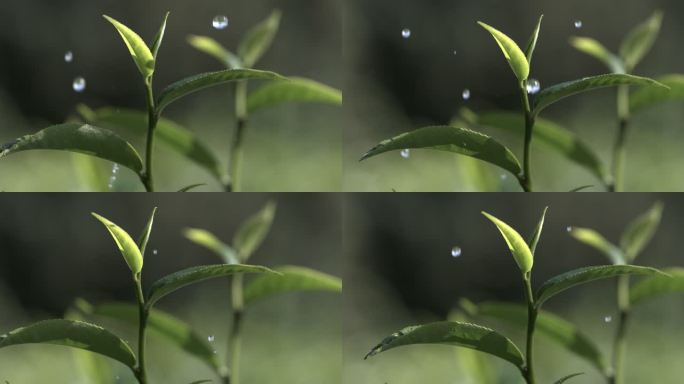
[[0, 193, 341, 383], [344, 0, 684, 191], [0, 0, 342, 191], [344, 193, 684, 383]]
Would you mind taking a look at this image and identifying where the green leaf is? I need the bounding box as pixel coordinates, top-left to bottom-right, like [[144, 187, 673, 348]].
[[569, 37, 624, 73], [524, 15, 544, 65], [536, 265, 665, 306], [247, 77, 342, 114], [528, 206, 548, 256], [64, 309, 115, 384], [478, 21, 529, 81], [532, 74, 667, 116], [244, 265, 342, 306], [364, 321, 524, 368], [103, 15, 155, 79], [630, 267, 684, 306], [619, 10, 663, 71], [187, 35, 242, 69], [630, 74, 684, 113], [554, 373, 584, 384], [137, 207, 157, 258], [233, 201, 277, 261], [446, 311, 496, 384], [238, 10, 282, 67], [481, 211, 534, 274], [151, 12, 170, 60], [78, 106, 223, 182], [146, 264, 279, 308], [0, 319, 136, 369], [0, 123, 143, 174], [464, 300, 607, 374], [184, 228, 240, 264], [567, 227, 625, 265], [465, 110, 607, 182], [156, 69, 284, 113], [620, 202, 663, 261], [178, 183, 206, 192], [92, 212, 144, 275], [361, 126, 522, 176]]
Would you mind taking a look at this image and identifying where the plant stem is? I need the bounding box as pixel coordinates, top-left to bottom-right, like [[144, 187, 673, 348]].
[[610, 274, 631, 384], [133, 275, 149, 384], [610, 86, 630, 192], [142, 79, 158, 192], [228, 273, 245, 384], [523, 274, 537, 384], [227, 81, 248, 192], [518, 82, 534, 192]]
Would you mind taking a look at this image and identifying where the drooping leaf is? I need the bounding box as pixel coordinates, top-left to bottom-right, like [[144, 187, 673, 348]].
[[156, 69, 284, 113], [137, 207, 157, 258], [247, 77, 342, 114], [238, 10, 282, 67], [554, 373, 585, 384], [64, 309, 115, 384], [233, 201, 277, 261], [184, 228, 240, 265], [619, 10, 663, 71], [244, 265, 342, 306], [187, 35, 242, 69], [151, 12, 170, 60], [528, 206, 548, 256], [630, 74, 684, 113], [364, 321, 524, 369], [446, 311, 496, 384], [536, 265, 665, 306], [619, 202, 663, 261], [524, 15, 544, 64], [0, 123, 143, 174], [0, 319, 136, 369], [103, 15, 155, 79], [92, 212, 144, 275], [481, 212, 534, 274], [477, 22, 529, 81], [567, 227, 625, 265], [532, 74, 667, 116], [146, 264, 279, 308], [361, 126, 522, 176], [569, 37, 624, 73], [630, 267, 684, 306], [178, 183, 206, 192]]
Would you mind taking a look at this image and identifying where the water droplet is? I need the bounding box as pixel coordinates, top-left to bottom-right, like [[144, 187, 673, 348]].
[[212, 15, 229, 30], [452, 50, 458, 55], [72, 77, 86, 93], [64, 51, 73, 63], [208, 335, 215, 342], [526, 79, 541, 94], [566, 226, 574, 233], [462, 88, 471, 101], [451, 246, 462, 258], [574, 20, 583, 29], [401, 28, 411, 39], [153, 249, 158, 255], [213, 350, 218, 354], [112, 163, 119, 174], [604, 315, 612, 323], [500, 174, 508, 180], [400, 149, 410, 158]]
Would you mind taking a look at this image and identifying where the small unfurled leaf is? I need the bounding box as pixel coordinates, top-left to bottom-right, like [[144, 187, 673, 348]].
[[524, 15, 544, 64], [146, 264, 279, 308], [137, 207, 157, 258], [365, 321, 524, 368], [244, 265, 342, 306], [233, 201, 277, 261], [619, 10, 663, 71], [536, 265, 665, 306], [532, 74, 667, 116], [478, 21, 529, 81], [238, 10, 282, 67], [0, 123, 143, 174], [92, 213, 144, 275], [554, 373, 584, 384], [151, 12, 170, 60], [568, 227, 625, 265], [630, 267, 684, 306], [620, 202, 663, 261], [630, 74, 684, 113], [156, 69, 283, 113], [103, 15, 155, 79], [184, 228, 240, 264], [178, 183, 206, 192], [361, 126, 522, 176], [0, 319, 136, 369], [569, 37, 624, 73], [247, 78, 342, 114], [187, 35, 242, 69], [528, 207, 548, 256], [482, 212, 534, 274]]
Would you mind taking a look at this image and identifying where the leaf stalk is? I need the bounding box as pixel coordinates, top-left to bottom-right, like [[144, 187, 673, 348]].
[[610, 86, 630, 192], [518, 81, 535, 192], [133, 275, 149, 384], [142, 79, 158, 192], [227, 81, 249, 192], [522, 274, 537, 384], [228, 273, 245, 384]]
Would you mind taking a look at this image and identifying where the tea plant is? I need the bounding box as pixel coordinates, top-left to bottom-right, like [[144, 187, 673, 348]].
[[361, 16, 668, 192], [364, 207, 667, 383]]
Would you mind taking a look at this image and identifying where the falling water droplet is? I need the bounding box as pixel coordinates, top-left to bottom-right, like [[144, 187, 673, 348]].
[[574, 20, 583, 29], [451, 246, 462, 258], [462, 88, 471, 101], [153, 249, 158, 255], [452, 50, 458, 55], [526, 79, 541, 94], [64, 51, 73, 63], [208, 335, 215, 342], [401, 28, 412, 39], [400, 149, 410, 159], [604, 315, 612, 323], [72, 77, 86, 93], [500, 174, 508, 181], [212, 15, 229, 30], [112, 163, 119, 174], [566, 226, 574, 233]]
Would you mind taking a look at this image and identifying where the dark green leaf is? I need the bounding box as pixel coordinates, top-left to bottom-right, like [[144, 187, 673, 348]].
[[482, 211, 534, 274], [178, 183, 206, 192], [247, 77, 342, 114], [361, 126, 522, 176], [103, 15, 155, 79], [238, 10, 282, 67], [630, 267, 684, 306], [137, 207, 157, 258], [64, 309, 115, 384], [555, 373, 584, 384], [620, 10, 663, 71], [244, 265, 342, 306], [184, 228, 240, 265], [92, 212, 143, 275], [233, 201, 277, 261], [0, 319, 136, 369], [630, 74, 684, 113], [0, 123, 143, 174], [569, 37, 624, 73], [567, 227, 625, 265], [524, 15, 544, 64], [365, 321, 524, 368], [528, 207, 548, 256], [151, 12, 170, 60], [446, 311, 496, 384], [478, 21, 529, 81], [187, 35, 242, 69], [620, 202, 663, 261]]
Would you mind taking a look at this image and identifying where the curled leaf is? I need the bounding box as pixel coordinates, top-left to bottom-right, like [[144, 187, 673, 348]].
[[482, 212, 534, 274], [478, 21, 529, 81], [103, 15, 155, 79], [92, 212, 143, 275]]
